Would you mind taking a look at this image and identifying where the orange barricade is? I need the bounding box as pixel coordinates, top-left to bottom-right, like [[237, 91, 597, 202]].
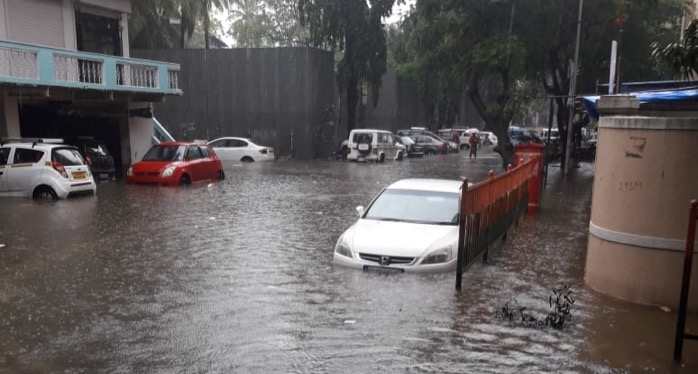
[[456, 159, 534, 290]]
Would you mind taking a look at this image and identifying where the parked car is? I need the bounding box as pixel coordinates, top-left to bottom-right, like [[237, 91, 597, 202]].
[[399, 128, 459, 153], [71, 138, 116, 181], [0, 138, 96, 199], [396, 136, 424, 157], [335, 139, 350, 160], [126, 142, 224, 186], [346, 129, 405, 162], [334, 178, 463, 273], [478, 131, 498, 146], [208, 137, 275, 162], [409, 135, 447, 155]]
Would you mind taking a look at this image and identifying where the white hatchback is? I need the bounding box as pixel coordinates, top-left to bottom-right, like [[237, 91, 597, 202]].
[[208, 137, 275, 162], [334, 179, 462, 273], [0, 140, 96, 199]]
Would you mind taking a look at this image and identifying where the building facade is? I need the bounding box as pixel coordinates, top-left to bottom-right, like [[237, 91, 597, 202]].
[[0, 0, 181, 176]]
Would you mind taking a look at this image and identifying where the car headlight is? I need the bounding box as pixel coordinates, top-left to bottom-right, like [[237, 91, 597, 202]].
[[335, 236, 353, 258], [161, 165, 176, 177], [126, 166, 133, 177], [422, 246, 453, 264]]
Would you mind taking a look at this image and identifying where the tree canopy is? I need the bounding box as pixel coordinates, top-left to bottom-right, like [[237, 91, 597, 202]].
[[299, 0, 396, 133], [391, 0, 687, 167], [653, 18, 698, 79]]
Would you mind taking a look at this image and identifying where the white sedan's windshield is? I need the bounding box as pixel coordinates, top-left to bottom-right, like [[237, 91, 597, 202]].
[[364, 189, 460, 225]]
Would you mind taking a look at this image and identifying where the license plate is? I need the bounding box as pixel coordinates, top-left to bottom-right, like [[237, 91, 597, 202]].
[[363, 266, 404, 274], [72, 171, 87, 180], [99, 173, 109, 179]]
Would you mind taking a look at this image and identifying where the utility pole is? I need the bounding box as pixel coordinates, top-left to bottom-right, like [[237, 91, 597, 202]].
[[564, 0, 583, 178]]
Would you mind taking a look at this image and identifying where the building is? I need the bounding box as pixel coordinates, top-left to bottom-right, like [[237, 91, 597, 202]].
[[0, 0, 182, 176]]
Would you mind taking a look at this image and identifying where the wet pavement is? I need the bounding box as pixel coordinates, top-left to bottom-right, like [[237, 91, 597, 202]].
[[0, 147, 697, 373]]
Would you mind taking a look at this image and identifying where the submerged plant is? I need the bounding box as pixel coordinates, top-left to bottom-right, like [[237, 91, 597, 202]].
[[498, 285, 575, 329]]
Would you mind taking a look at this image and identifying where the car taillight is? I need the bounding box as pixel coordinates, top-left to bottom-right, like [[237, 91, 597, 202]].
[[52, 161, 68, 178], [259, 148, 268, 155]]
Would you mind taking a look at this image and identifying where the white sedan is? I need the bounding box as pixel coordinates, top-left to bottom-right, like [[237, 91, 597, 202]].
[[334, 179, 462, 273], [208, 137, 275, 162]]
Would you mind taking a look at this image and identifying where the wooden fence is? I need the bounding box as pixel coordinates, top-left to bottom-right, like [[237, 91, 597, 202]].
[[674, 199, 698, 362], [456, 160, 534, 290]]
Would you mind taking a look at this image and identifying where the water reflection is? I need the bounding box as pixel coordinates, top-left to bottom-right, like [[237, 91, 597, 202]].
[[0, 150, 696, 373]]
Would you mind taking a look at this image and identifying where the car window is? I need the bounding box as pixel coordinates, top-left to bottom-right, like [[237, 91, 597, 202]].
[[365, 189, 460, 225], [84, 143, 109, 156], [229, 139, 248, 148], [187, 146, 203, 160], [200, 146, 211, 158], [209, 139, 228, 147], [142, 145, 185, 161], [352, 133, 373, 144], [52, 147, 84, 166], [13, 148, 44, 164], [0, 147, 11, 165]]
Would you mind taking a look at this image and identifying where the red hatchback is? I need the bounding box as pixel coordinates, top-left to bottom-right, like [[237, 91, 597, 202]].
[[126, 142, 225, 186]]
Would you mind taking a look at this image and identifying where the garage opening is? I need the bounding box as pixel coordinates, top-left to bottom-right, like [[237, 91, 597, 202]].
[[18, 104, 125, 179]]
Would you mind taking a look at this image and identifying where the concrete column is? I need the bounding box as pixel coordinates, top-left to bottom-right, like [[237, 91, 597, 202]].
[[0, 0, 8, 41], [0, 89, 21, 138], [127, 103, 153, 167], [62, 0, 77, 50], [120, 12, 129, 57], [585, 95, 698, 310]]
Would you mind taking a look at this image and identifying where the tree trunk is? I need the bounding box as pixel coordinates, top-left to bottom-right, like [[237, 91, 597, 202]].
[[180, 15, 186, 49], [204, 0, 210, 49], [555, 98, 569, 172], [346, 75, 359, 134]]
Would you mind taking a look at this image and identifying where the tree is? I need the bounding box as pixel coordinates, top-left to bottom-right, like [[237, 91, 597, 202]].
[[225, 0, 309, 47], [299, 0, 396, 134], [392, 0, 686, 168], [129, 0, 180, 49], [652, 18, 698, 79]]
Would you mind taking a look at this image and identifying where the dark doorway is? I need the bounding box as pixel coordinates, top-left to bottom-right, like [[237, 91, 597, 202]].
[[18, 105, 125, 179]]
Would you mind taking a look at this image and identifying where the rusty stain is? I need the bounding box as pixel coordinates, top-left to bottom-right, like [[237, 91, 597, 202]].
[[624, 137, 646, 159]]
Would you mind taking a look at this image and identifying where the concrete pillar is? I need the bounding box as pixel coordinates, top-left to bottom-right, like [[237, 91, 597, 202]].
[[585, 95, 698, 310], [0, 89, 21, 138], [126, 103, 153, 167]]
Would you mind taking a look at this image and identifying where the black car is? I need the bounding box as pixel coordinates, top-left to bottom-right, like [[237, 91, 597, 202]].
[[72, 139, 116, 181], [396, 136, 424, 157]]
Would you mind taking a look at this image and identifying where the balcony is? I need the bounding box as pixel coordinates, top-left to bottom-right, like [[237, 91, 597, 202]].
[[0, 40, 182, 96]]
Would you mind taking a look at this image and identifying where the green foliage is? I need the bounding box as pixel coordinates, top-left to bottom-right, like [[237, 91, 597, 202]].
[[299, 0, 396, 132], [225, 0, 309, 47], [653, 19, 698, 80]]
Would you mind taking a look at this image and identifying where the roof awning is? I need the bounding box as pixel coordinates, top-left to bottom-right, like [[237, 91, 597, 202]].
[[583, 88, 698, 120]]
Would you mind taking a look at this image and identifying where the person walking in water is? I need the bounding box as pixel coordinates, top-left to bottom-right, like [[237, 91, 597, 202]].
[[468, 133, 479, 159]]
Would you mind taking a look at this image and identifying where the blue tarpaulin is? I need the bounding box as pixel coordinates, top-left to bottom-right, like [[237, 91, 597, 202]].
[[583, 87, 698, 120]]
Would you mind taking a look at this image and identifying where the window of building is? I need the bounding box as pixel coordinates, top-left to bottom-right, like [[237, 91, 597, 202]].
[[75, 11, 122, 56]]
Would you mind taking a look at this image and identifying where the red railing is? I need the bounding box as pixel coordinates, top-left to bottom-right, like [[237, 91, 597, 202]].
[[456, 160, 534, 290], [674, 199, 698, 362]]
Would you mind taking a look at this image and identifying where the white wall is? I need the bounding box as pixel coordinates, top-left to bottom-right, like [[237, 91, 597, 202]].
[[6, 0, 65, 48], [0, 0, 8, 41], [79, 0, 130, 14], [127, 104, 154, 166], [0, 89, 21, 138]]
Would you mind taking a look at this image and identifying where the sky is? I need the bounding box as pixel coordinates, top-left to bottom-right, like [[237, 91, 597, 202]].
[[216, 0, 415, 48]]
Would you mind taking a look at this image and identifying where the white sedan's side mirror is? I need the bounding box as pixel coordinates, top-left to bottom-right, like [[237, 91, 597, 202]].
[[356, 206, 364, 217]]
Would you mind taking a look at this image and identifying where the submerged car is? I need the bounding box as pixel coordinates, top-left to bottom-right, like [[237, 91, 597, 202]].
[[0, 139, 96, 199], [208, 137, 275, 162], [72, 138, 116, 181], [334, 178, 462, 273], [126, 142, 224, 186]]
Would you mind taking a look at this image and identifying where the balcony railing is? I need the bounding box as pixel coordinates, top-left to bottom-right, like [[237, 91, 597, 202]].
[[0, 40, 182, 95]]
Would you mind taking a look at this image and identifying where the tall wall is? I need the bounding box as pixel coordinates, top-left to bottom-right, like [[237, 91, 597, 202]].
[[132, 48, 336, 159]]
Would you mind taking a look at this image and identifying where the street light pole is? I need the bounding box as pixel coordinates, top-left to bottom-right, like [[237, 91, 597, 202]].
[[564, 0, 584, 178]]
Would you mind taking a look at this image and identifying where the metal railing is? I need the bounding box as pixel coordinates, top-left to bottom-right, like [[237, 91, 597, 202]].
[[0, 40, 181, 95], [152, 117, 176, 144], [674, 199, 698, 362], [456, 160, 534, 290]]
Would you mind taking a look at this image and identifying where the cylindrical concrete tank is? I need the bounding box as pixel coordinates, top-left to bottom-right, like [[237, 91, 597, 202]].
[[585, 95, 698, 310]]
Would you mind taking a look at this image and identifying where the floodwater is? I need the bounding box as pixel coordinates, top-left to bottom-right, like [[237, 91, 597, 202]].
[[0, 148, 696, 373]]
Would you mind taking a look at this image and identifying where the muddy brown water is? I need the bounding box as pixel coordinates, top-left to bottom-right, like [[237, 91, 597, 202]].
[[1, 148, 696, 373]]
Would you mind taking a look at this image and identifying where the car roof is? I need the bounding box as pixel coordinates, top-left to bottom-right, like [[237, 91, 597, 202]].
[[1, 142, 74, 150], [349, 129, 392, 134], [386, 178, 463, 193], [155, 141, 204, 146]]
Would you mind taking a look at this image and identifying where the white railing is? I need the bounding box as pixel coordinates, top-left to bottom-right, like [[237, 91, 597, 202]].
[[168, 69, 180, 90], [53, 54, 103, 84], [117, 63, 158, 88], [0, 47, 38, 80]]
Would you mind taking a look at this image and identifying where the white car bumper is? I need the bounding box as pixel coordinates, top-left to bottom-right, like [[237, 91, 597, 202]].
[[333, 252, 457, 273]]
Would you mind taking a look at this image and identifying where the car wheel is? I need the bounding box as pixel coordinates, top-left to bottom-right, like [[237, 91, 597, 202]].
[[179, 174, 191, 187], [241, 156, 254, 163], [379, 154, 385, 163], [217, 170, 225, 180], [33, 186, 57, 200], [397, 152, 403, 161]]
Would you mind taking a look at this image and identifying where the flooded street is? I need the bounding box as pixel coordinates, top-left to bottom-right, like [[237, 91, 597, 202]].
[[1, 148, 696, 373]]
